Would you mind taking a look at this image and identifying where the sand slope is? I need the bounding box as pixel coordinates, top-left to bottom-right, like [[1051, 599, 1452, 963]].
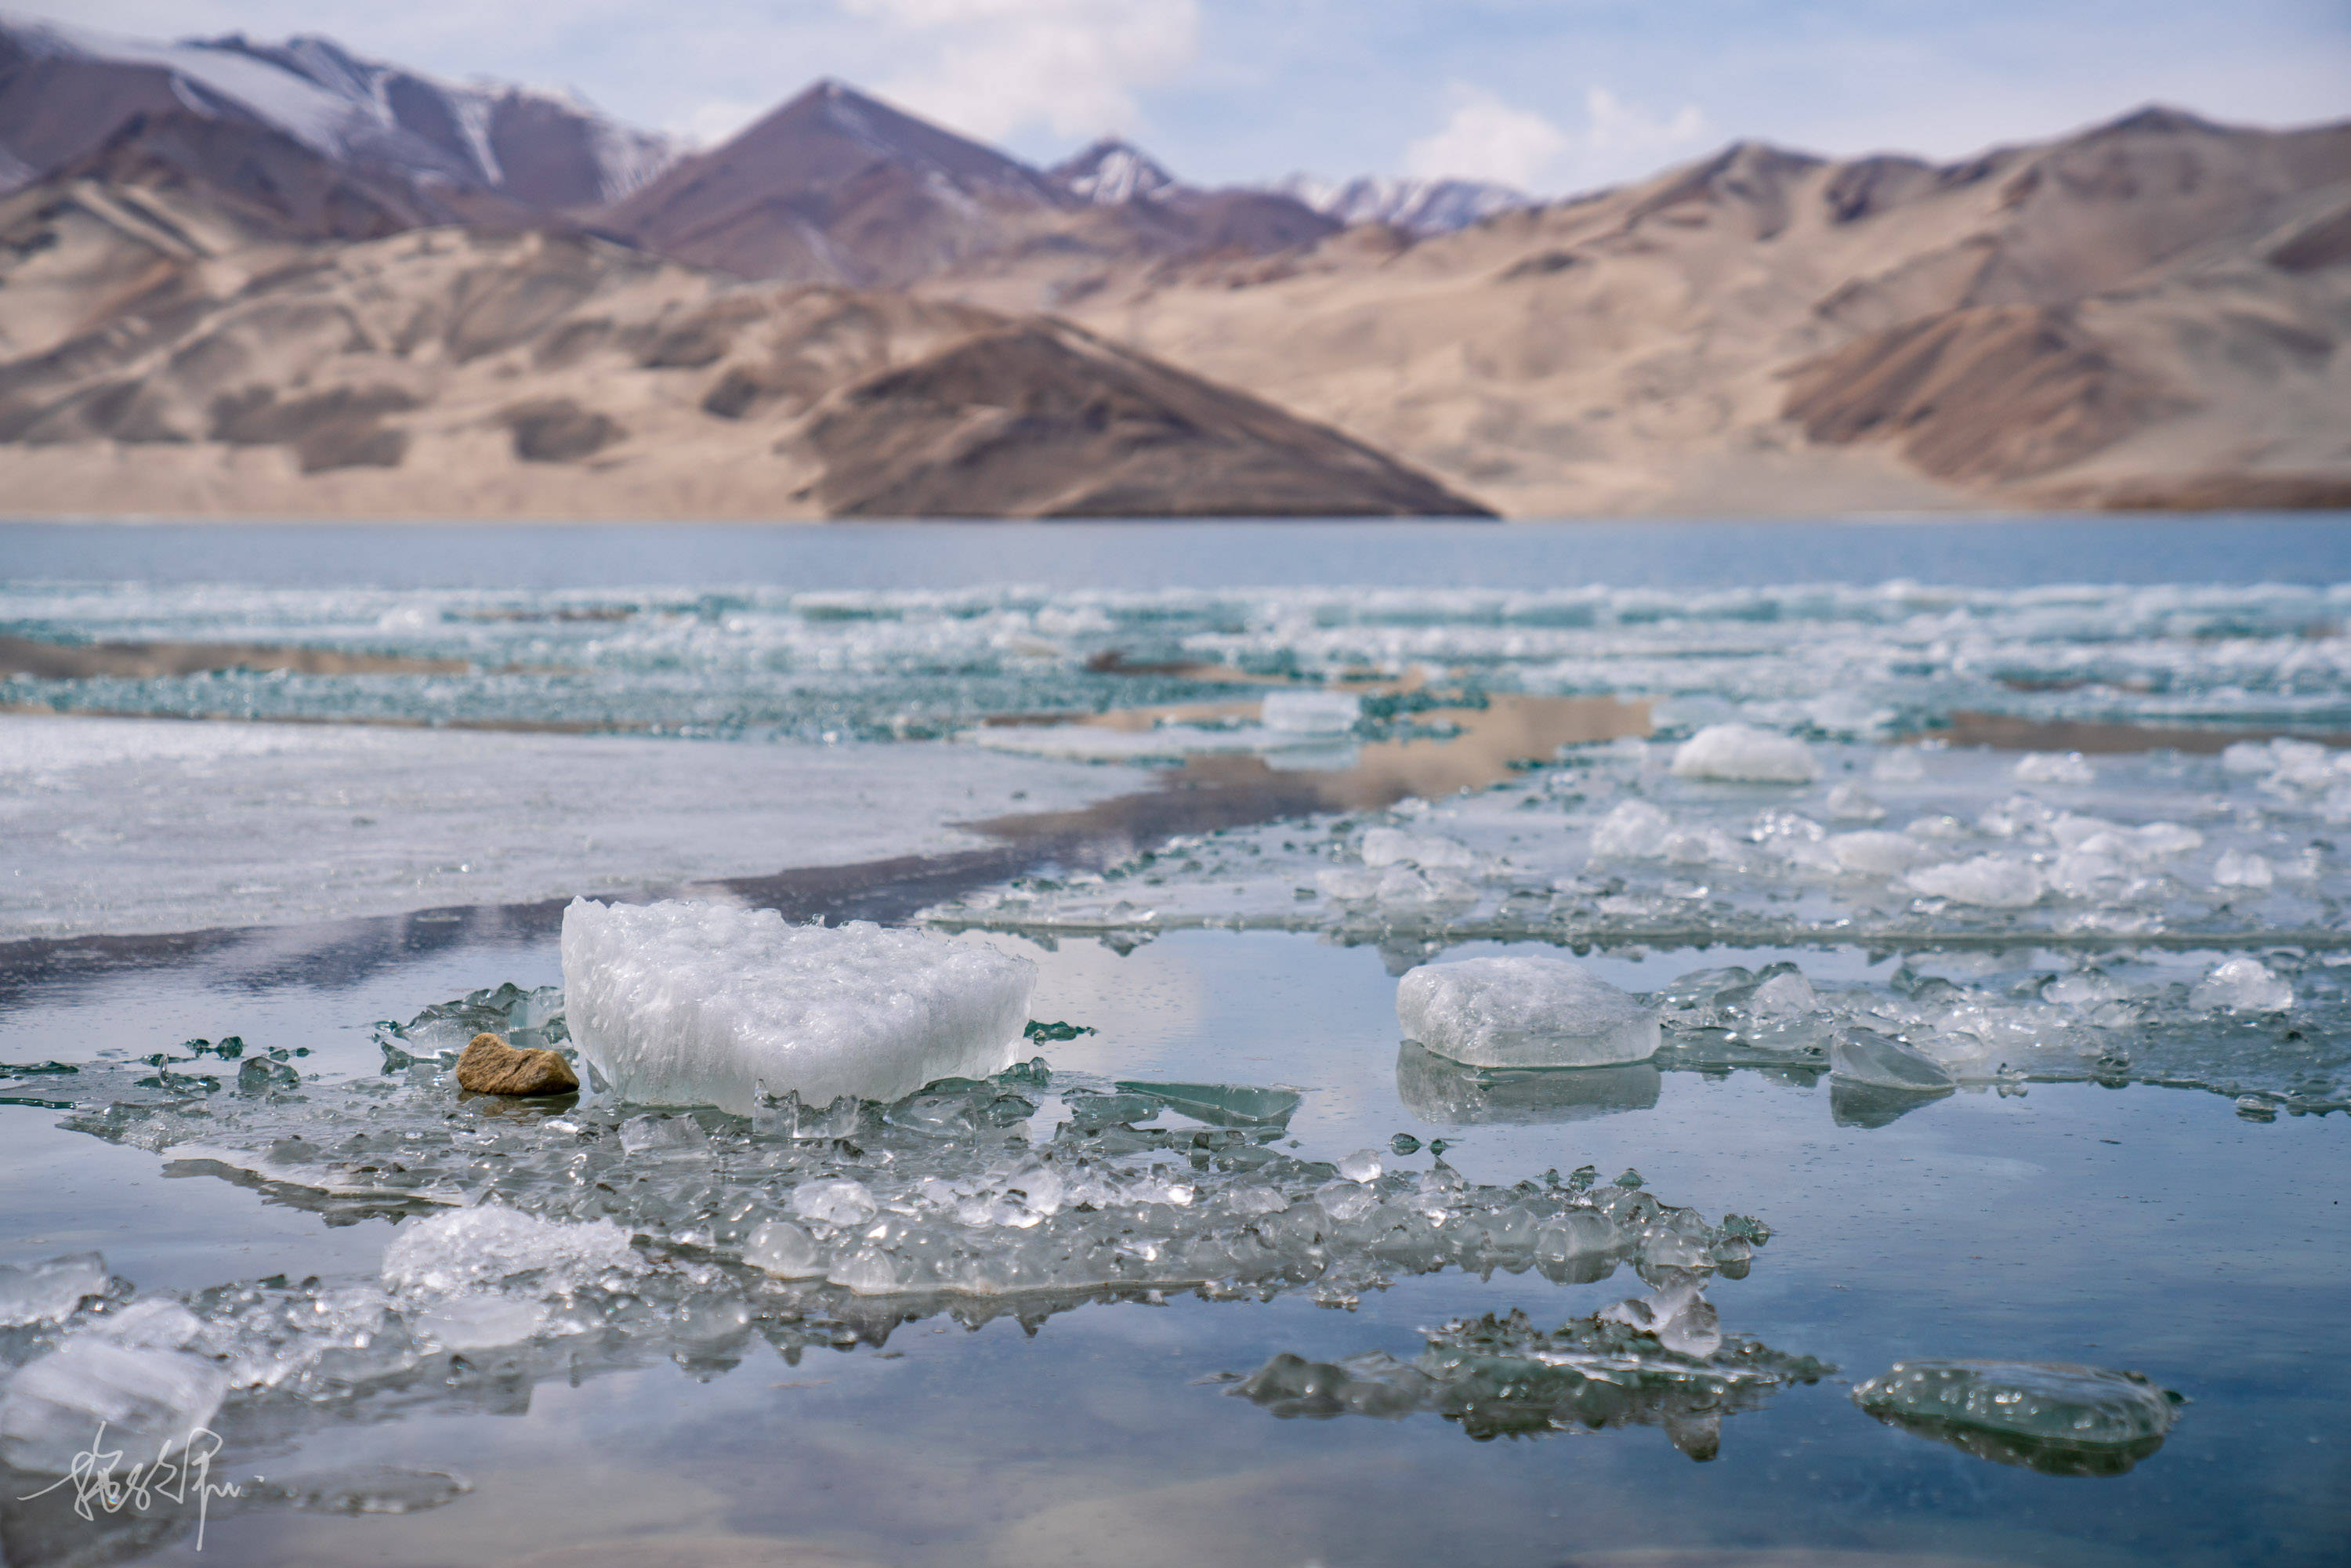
[[1000, 110, 2351, 515], [0, 124, 1487, 520]]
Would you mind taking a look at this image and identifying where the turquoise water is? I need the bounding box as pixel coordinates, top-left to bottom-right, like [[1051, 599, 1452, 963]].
[[2, 519, 2347, 1566]]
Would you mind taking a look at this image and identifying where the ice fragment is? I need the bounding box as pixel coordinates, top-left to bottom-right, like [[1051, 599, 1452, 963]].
[[0, 1341, 230, 1474], [1397, 956, 1659, 1068], [562, 898, 1034, 1114], [2189, 957, 2292, 1013], [1906, 855, 2043, 907], [1670, 725, 1817, 784], [1829, 1028, 1957, 1092], [0, 1252, 108, 1327], [1259, 690, 1362, 733]]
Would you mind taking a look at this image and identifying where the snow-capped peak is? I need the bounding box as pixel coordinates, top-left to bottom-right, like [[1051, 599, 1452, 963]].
[[1270, 172, 1531, 234], [1050, 138, 1181, 205]]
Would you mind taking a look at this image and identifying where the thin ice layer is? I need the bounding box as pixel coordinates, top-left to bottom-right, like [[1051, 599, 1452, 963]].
[[1397, 956, 1660, 1068], [1852, 1359, 2179, 1444], [562, 900, 1036, 1113]]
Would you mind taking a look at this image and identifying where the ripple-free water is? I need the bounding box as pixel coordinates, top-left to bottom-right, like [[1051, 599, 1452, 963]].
[[2, 520, 2348, 1566]]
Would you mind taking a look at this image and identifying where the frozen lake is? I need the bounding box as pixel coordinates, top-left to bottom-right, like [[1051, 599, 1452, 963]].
[[2, 516, 2347, 1566]]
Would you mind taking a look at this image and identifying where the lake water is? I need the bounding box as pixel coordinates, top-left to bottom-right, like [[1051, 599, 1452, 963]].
[[2, 517, 2347, 1566]]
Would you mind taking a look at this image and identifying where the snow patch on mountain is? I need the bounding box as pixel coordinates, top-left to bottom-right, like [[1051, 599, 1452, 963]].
[[1271, 172, 1531, 234], [1050, 138, 1179, 205]]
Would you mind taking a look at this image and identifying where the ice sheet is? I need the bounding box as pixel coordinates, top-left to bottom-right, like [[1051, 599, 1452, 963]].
[[0, 715, 1128, 941]]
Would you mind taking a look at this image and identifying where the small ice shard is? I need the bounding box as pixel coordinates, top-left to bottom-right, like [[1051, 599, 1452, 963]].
[[2014, 751, 2096, 785], [1359, 827, 1478, 868], [1260, 689, 1362, 733], [1748, 972, 1817, 1018], [1825, 830, 1927, 877], [1316, 867, 1382, 901], [1829, 1027, 1957, 1092], [744, 1219, 826, 1277], [0, 1341, 230, 1474], [1906, 855, 2043, 907], [1114, 1081, 1301, 1126], [413, 1296, 545, 1350], [2189, 957, 2292, 1013], [0, 1252, 108, 1327], [1669, 724, 1817, 784], [1336, 1149, 1385, 1183], [1824, 782, 1886, 822], [381, 1207, 641, 1298], [789, 1178, 878, 1226], [1599, 1281, 1722, 1358], [1396, 956, 1659, 1069], [1853, 1360, 2179, 1449], [2212, 849, 2275, 889], [1589, 798, 1672, 858], [561, 898, 1035, 1113]]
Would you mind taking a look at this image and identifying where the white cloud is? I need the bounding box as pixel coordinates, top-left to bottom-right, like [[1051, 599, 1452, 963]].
[[1404, 88, 1570, 188], [1405, 83, 1711, 194], [841, 0, 1200, 142]]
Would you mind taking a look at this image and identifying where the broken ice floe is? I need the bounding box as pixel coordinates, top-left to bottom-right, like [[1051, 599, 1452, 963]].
[[1230, 1295, 1830, 1457], [923, 737, 2351, 952], [1396, 956, 1660, 1068], [1853, 1359, 2182, 1476], [562, 899, 1035, 1113], [0, 1339, 230, 1474]]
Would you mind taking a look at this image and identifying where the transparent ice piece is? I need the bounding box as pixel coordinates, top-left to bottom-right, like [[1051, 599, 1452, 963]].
[[0, 1341, 230, 1474], [1397, 956, 1660, 1068]]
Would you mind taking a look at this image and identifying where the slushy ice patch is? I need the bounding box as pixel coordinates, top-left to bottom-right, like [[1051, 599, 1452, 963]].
[[1397, 957, 1660, 1068], [561, 899, 1035, 1114], [1233, 1300, 1831, 1456], [925, 739, 2349, 953]]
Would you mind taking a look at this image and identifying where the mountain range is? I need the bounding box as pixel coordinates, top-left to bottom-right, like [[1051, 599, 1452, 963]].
[[0, 13, 2342, 518]]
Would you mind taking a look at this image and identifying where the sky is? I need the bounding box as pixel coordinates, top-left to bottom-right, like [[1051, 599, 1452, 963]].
[[18, 1, 2351, 194]]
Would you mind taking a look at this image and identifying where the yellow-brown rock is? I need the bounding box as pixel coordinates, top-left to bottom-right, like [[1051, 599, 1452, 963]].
[[455, 1032, 578, 1097]]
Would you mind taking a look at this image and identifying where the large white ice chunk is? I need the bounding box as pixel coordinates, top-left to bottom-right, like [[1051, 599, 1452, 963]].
[[1260, 690, 1362, 733], [561, 899, 1036, 1113], [1907, 855, 2044, 907], [0, 1341, 230, 1474], [1671, 724, 1817, 784], [1396, 956, 1659, 1069], [0, 1253, 108, 1327]]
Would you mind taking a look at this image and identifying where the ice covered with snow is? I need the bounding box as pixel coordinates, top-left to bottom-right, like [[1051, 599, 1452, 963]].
[[0, 715, 1128, 942], [1671, 725, 1817, 784], [0, 1253, 109, 1327], [2014, 751, 2096, 785], [562, 900, 1036, 1113], [1260, 689, 1363, 733], [1397, 956, 1659, 1068], [0, 1341, 230, 1474]]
